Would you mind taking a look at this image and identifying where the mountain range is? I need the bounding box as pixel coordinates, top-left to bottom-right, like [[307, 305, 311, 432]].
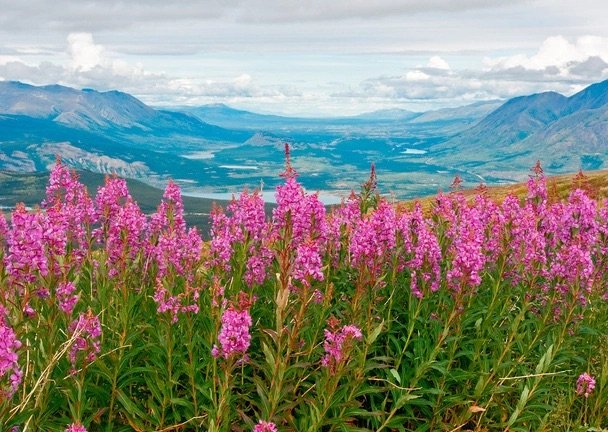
[[0, 79, 607, 198], [433, 80, 608, 181]]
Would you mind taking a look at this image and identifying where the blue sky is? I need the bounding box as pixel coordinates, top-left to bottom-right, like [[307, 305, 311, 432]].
[[0, 0, 607, 115]]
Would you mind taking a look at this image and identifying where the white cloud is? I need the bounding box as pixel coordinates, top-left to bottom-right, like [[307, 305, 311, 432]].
[[1, 31, 607, 115], [0, 33, 298, 107], [406, 70, 430, 81], [67, 33, 104, 71], [0, 55, 22, 65], [485, 35, 608, 73], [346, 35, 608, 106], [427, 56, 450, 70]]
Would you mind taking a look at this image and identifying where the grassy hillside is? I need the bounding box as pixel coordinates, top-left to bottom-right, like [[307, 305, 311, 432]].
[[398, 168, 608, 212]]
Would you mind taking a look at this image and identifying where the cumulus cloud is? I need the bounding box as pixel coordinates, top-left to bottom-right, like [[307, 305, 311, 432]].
[[427, 56, 450, 70], [484, 35, 608, 81], [67, 33, 105, 71], [0, 33, 294, 105], [1, 30, 607, 115], [342, 36, 608, 105]]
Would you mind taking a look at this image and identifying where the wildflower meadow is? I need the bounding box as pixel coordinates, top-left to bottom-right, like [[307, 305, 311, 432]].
[[1, 150, 608, 431]]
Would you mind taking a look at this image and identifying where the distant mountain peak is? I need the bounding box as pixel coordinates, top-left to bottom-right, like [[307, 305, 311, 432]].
[[433, 78, 608, 179]]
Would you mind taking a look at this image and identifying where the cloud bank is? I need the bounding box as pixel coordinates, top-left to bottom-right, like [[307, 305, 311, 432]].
[[0, 0, 607, 117]]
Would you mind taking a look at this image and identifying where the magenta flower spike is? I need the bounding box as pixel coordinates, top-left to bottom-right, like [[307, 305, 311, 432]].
[[0, 306, 23, 398], [576, 372, 596, 398], [253, 420, 278, 432], [212, 305, 252, 360], [64, 423, 87, 432]]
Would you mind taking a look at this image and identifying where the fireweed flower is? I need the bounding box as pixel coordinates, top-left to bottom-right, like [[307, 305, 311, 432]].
[[149, 182, 202, 280], [153, 278, 200, 323], [433, 192, 468, 240], [321, 324, 363, 371], [149, 181, 186, 236], [272, 149, 327, 246], [64, 423, 87, 432], [5, 204, 48, 287], [42, 204, 69, 275], [94, 176, 130, 231], [56, 281, 79, 315], [253, 420, 278, 432], [576, 372, 596, 398], [212, 305, 252, 360], [42, 162, 96, 267], [597, 200, 608, 256], [273, 177, 327, 244], [0, 306, 23, 398], [527, 161, 547, 211], [106, 199, 148, 278], [473, 192, 505, 264], [0, 211, 9, 246], [67, 310, 102, 370], [501, 196, 547, 285], [244, 245, 273, 287], [397, 205, 442, 298], [293, 241, 324, 287], [210, 191, 272, 286], [326, 194, 361, 262], [445, 205, 485, 293], [349, 200, 396, 272], [227, 191, 266, 242], [149, 183, 202, 324], [564, 190, 598, 248]]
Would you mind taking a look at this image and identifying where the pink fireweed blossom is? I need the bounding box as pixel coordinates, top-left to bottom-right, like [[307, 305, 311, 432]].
[[272, 154, 327, 246], [527, 161, 547, 211], [576, 372, 596, 398], [0, 211, 9, 247], [565, 189, 598, 248], [473, 192, 505, 264], [106, 199, 148, 278], [94, 176, 130, 231], [153, 278, 200, 323], [549, 242, 594, 297], [597, 200, 608, 257], [210, 191, 272, 285], [227, 191, 266, 242], [41, 204, 69, 275], [313, 289, 324, 304], [212, 304, 252, 360], [397, 205, 442, 298], [433, 192, 468, 240], [293, 241, 324, 287], [209, 206, 234, 272], [321, 324, 363, 371], [325, 194, 361, 262], [65, 423, 87, 432], [0, 306, 23, 398], [501, 196, 548, 285], [445, 205, 485, 293], [67, 310, 102, 370], [149, 182, 202, 280], [148, 181, 186, 235], [56, 281, 79, 315], [349, 200, 396, 272], [5, 204, 48, 286], [244, 244, 273, 287], [253, 420, 278, 432], [42, 162, 96, 267]]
